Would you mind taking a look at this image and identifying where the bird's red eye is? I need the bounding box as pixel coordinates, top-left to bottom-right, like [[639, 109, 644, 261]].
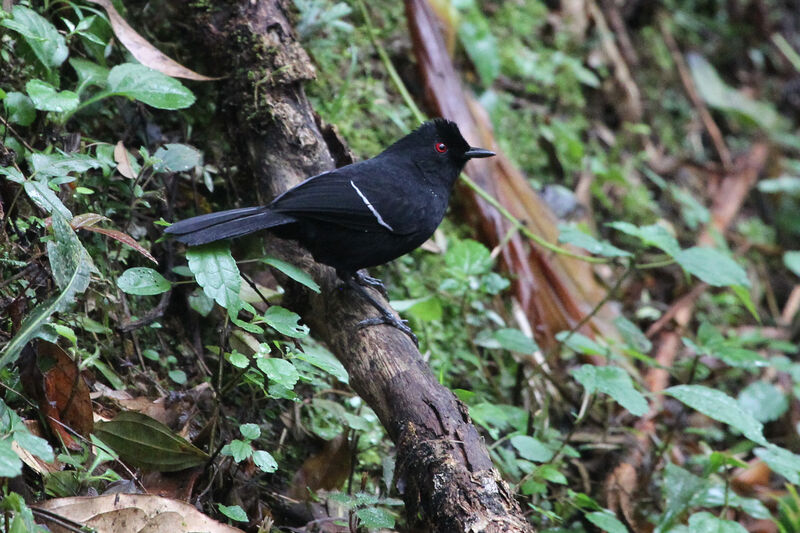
[[435, 142, 448, 153]]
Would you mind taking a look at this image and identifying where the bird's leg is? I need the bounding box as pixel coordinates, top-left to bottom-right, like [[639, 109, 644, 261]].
[[344, 275, 418, 346], [353, 270, 389, 298]]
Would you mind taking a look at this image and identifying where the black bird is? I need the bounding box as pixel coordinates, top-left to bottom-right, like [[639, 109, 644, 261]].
[[165, 119, 495, 343]]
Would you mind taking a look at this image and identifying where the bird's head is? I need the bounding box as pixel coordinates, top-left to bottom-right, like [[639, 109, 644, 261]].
[[385, 118, 495, 182]]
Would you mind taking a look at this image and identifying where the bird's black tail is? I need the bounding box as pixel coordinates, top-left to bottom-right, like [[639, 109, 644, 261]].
[[164, 207, 296, 246]]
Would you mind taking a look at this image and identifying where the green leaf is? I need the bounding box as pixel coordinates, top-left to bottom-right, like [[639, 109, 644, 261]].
[[665, 385, 766, 445], [0, 440, 23, 478], [445, 239, 492, 276], [356, 507, 395, 529], [738, 382, 788, 423], [0, 216, 92, 369], [256, 357, 300, 389], [31, 152, 103, 178], [614, 316, 652, 354], [12, 431, 54, 462], [691, 484, 770, 520], [759, 176, 800, 195], [217, 504, 248, 522], [674, 247, 749, 287], [153, 143, 203, 172], [292, 343, 348, 383], [188, 289, 214, 317], [510, 435, 554, 462], [260, 256, 320, 293], [93, 411, 209, 472], [607, 222, 681, 256], [391, 296, 443, 321], [688, 53, 787, 135], [785, 251, 800, 277], [585, 511, 628, 533], [755, 444, 800, 484], [186, 242, 242, 317], [252, 449, 278, 473], [3, 92, 36, 126], [227, 350, 249, 369], [556, 331, 608, 357], [0, 167, 25, 183], [168, 369, 186, 384], [656, 463, 708, 532], [223, 440, 252, 462], [494, 328, 539, 354], [263, 306, 309, 338], [2, 6, 68, 70], [69, 58, 109, 94], [23, 180, 72, 218], [107, 64, 195, 110], [117, 267, 171, 295], [687, 511, 747, 533], [239, 423, 260, 440], [25, 80, 79, 113], [572, 365, 649, 416], [558, 224, 632, 257]]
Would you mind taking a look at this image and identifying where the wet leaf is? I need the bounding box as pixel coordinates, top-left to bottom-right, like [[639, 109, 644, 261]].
[[256, 357, 300, 389], [665, 385, 765, 445], [263, 306, 309, 338], [3, 92, 36, 126], [154, 143, 203, 173], [117, 267, 170, 295], [106, 64, 196, 110], [26, 80, 79, 112], [2, 6, 68, 70]]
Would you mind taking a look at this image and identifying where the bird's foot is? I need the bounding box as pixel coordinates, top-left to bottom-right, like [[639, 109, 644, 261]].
[[357, 315, 418, 347], [354, 271, 389, 298]]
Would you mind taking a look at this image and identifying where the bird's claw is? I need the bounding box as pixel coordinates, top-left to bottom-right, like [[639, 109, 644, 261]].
[[357, 315, 418, 347], [354, 271, 389, 298]]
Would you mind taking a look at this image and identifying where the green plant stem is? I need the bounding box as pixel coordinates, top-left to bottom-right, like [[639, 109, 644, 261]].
[[356, 0, 424, 122], [635, 257, 676, 269], [773, 33, 800, 72], [356, 0, 609, 265], [60, 91, 112, 123], [551, 259, 635, 358], [461, 173, 608, 263]]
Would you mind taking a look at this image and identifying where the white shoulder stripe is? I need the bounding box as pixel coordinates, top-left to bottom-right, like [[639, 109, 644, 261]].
[[350, 181, 395, 232]]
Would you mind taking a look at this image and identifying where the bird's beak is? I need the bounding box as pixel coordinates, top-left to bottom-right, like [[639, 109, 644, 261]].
[[464, 147, 495, 159]]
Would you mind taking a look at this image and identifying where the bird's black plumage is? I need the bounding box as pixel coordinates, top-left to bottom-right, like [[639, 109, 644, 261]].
[[165, 119, 494, 342]]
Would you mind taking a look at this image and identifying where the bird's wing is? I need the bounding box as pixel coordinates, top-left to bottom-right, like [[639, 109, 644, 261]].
[[270, 166, 420, 235]]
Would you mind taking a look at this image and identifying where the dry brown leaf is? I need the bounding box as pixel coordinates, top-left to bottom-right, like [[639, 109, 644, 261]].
[[70, 213, 111, 229], [141, 469, 203, 501], [20, 341, 93, 451], [114, 141, 137, 179], [604, 461, 639, 530], [79, 225, 158, 264], [35, 494, 244, 533], [85, 0, 218, 81], [732, 459, 772, 494], [289, 434, 351, 500]]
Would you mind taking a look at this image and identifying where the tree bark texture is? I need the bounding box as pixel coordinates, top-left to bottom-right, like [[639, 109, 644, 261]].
[[182, 1, 533, 531]]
